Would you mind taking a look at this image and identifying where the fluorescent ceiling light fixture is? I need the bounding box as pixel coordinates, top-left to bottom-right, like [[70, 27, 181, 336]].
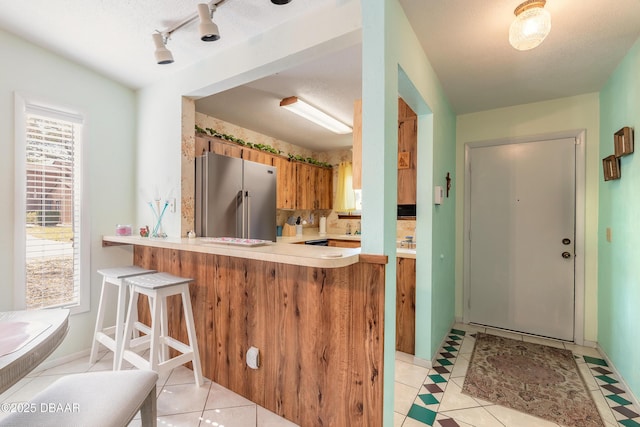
[[280, 96, 352, 134], [509, 0, 551, 51], [198, 4, 220, 41], [152, 33, 174, 64]]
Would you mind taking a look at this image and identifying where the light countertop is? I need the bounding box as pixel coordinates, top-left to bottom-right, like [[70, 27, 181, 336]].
[[276, 233, 416, 259], [103, 235, 360, 268], [103, 232, 416, 267]]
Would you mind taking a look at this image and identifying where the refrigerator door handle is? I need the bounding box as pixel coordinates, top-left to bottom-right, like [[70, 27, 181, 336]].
[[246, 190, 251, 239], [236, 190, 244, 238]]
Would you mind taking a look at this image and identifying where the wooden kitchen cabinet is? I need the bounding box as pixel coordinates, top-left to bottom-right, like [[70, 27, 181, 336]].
[[398, 98, 417, 205], [327, 239, 361, 248], [396, 257, 416, 354], [272, 156, 296, 210], [195, 135, 332, 210], [294, 162, 332, 210], [350, 98, 417, 204], [315, 165, 333, 210], [242, 147, 273, 166], [295, 162, 314, 209], [197, 135, 243, 158]]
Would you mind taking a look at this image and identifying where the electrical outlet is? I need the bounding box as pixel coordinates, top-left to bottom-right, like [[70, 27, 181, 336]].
[[169, 198, 176, 213], [246, 346, 260, 369]]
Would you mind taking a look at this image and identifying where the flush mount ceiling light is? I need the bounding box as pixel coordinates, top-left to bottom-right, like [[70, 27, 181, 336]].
[[152, 1, 222, 65], [509, 0, 551, 51], [280, 96, 352, 134], [271, 0, 292, 4]]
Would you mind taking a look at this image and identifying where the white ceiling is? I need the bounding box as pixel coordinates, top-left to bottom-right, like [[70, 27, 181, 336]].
[[1, 0, 640, 151]]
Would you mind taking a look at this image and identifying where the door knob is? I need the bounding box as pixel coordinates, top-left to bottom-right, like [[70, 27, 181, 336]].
[[562, 238, 571, 245], [562, 252, 571, 259]]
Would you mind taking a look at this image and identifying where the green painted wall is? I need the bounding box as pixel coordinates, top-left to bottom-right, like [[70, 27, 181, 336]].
[[598, 37, 640, 398], [362, 1, 457, 424]]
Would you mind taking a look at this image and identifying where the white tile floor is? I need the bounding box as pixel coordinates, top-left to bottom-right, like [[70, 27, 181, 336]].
[[394, 322, 640, 427], [0, 350, 298, 427], [2, 323, 638, 427]]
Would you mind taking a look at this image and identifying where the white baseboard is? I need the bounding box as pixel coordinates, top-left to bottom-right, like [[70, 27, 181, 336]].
[[396, 351, 431, 369], [30, 348, 93, 375]]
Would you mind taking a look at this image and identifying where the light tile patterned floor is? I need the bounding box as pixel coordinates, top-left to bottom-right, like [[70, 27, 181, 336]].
[[2, 324, 639, 427], [0, 351, 298, 427], [395, 323, 640, 427]]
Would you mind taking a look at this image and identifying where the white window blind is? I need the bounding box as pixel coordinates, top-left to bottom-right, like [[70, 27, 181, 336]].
[[23, 107, 83, 310]]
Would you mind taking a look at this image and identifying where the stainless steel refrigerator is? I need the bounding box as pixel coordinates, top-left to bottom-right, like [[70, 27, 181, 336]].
[[195, 152, 277, 241]]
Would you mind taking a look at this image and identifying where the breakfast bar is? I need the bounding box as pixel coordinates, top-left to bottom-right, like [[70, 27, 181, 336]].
[[103, 235, 386, 426]]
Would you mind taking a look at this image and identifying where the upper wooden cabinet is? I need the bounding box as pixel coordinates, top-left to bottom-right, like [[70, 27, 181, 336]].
[[272, 156, 296, 210], [295, 161, 332, 210], [315, 165, 333, 210], [351, 98, 418, 205], [397, 99, 417, 205], [195, 135, 332, 210]]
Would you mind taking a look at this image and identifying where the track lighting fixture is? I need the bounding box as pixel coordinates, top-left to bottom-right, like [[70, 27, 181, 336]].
[[152, 32, 174, 65], [152, 2, 222, 65], [198, 4, 220, 41]]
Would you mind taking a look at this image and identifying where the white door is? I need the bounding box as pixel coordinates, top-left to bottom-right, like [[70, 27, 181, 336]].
[[467, 138, 576, 341]]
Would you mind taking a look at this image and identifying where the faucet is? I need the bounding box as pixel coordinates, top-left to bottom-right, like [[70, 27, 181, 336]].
[[355, 221, 361, 235], [345, 223, 352, 235]]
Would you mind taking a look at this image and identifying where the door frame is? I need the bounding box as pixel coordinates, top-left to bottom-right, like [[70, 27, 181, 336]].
[[462, 130, 586, 345]]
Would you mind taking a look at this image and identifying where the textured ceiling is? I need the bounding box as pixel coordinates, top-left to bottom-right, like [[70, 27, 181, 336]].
[[195, 44, 362, 152], [0, 0, 332, 89], [1, 0, 640, 150], [399, 0, 640, 114]]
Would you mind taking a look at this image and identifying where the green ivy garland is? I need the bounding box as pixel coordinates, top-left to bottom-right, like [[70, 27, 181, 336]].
[[195, 125, 332, 168]]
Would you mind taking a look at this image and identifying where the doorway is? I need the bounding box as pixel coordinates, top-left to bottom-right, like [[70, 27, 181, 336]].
[[463, 137, 579, 341]]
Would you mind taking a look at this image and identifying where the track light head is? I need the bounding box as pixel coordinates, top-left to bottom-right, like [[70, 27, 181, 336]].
[[152, 33, 174, 65], [198, 3, 220, 42]]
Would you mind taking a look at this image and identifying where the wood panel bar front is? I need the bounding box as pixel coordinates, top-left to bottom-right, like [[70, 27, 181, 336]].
[[133, 246, 384, 426]]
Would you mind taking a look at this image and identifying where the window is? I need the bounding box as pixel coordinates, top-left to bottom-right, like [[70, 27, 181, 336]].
[[14, 95, 89, 313]]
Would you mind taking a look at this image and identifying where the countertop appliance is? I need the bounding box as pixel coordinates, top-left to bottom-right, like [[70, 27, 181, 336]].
[[195, 152, 276, 241]]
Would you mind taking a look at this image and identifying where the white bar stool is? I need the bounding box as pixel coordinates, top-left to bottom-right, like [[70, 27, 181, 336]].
[[90, 266, 156, 369], [119, 272, 204, 386]]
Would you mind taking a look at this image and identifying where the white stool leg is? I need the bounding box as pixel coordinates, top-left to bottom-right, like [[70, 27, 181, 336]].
[[149, 291, 162, 372], [89, 276, 108, 363], [181, 285, 203, 386], [113, 279, 127, 370], [160, 294, 169, 362], [118, 288, 139, 370]]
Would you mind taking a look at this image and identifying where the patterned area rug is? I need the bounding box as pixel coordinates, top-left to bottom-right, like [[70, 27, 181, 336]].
[[462, 333, 604, 427]]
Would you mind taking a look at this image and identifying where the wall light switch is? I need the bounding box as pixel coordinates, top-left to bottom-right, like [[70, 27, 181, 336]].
[[434, 186, 444, 205]]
